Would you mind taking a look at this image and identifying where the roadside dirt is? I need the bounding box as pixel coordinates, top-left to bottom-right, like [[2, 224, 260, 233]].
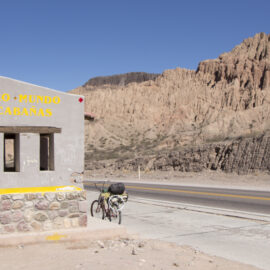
[[0, 238, 261, 270]]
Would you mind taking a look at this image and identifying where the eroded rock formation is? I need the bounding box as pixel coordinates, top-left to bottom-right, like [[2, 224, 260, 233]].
[[72, 32, 270, 174]]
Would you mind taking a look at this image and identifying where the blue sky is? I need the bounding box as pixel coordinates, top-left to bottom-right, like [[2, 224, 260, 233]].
[[0, 0, 269, 91]]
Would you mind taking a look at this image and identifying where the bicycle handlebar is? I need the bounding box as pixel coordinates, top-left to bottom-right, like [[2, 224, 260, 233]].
[[93, 181, 110, 192]]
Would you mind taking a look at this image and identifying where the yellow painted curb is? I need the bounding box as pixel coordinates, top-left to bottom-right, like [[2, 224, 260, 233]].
[[46, 233, 68, 241], [0, 185, 82, 195]]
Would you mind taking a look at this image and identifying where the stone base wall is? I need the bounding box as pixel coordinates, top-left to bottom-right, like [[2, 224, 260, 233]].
[[0, 190, 87, 234]]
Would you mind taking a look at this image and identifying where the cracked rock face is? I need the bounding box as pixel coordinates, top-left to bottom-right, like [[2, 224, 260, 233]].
[[121, 134, 270, 174], [71, 32, 270, 174], [197, 33, 270, 91]]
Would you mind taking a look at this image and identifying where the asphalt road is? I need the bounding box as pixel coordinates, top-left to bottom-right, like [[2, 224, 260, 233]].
[[84, 180, 270, 215]]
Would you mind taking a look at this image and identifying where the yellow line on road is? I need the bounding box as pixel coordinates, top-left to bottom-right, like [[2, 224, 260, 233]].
[[84, 183, 270, 201], [124, 185, 270, 201]]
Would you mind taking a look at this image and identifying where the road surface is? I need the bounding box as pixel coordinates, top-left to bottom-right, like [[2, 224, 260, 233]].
[[84, 180, 270, 215]]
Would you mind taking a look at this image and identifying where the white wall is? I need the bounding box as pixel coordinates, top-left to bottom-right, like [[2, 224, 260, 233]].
[[0, 76, 84, 188]]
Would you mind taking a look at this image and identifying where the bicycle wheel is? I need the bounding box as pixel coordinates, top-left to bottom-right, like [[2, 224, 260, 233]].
[[108, 206, 122, 224], [90, 200, 104, 219]]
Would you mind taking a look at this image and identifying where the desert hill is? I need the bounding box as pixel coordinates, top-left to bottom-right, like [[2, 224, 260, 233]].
[[71, 32, 270, 174]]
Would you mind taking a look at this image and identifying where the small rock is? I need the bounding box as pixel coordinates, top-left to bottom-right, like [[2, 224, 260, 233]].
[[31, 221, 42, 231], [173, 262, 179, 267], [36, 193, 44, 199], [49, 202, 60, 210], [34, 212, 48, 222], [0, 199, 12, 210], [66, 192, 78, 200], [11, 210, 23, 222], [97, 240, 105, 248], [131, 247, 137, 255], [71, 217, 79, 227], [1, 195, 11, 200], [25, 193, 37, 201], [56, 193, 66, 201], [0, 212, 11, 224], [35, 199, 49, 210], [53, 217, 63, 229], [121, 239, 129, 246], [68, 213, 80, 218], [60, 201, 69, 209], [24, 201, 34, 208], [24, 209, 34, 222], [3, 224, 15, 233], [59, 210, 69, 217], [79, 214, 87, 227], [63, 218, 71, 228], [17, 221, 30, 232], [48, 210, 59, 220], [43, 220, 53, 230], [79, 191, 86, 200], [44, 193, 55, 201], [12, 194, 24, 200], [12, 200, 24, 209], [69, 201, 79, 213]]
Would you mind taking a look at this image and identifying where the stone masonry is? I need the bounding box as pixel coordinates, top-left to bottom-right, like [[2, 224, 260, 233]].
[[0, 190, 87, 234]]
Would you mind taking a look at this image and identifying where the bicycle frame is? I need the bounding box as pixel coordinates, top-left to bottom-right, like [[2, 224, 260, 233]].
[[91, 181, 128, 224]]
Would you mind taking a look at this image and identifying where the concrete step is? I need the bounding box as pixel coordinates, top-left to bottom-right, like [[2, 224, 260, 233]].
[[0, 217, 128, 247]]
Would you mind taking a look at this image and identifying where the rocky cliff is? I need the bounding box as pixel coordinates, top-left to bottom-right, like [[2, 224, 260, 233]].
[[83, 72, 159, 87], [72, 32, 270, 174]]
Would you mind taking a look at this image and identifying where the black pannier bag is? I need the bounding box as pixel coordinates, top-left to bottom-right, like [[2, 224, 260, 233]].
[[108, 183, 125, 195]]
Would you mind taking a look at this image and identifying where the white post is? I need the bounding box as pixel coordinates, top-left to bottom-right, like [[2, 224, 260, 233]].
[[138, 164, 141, 180]]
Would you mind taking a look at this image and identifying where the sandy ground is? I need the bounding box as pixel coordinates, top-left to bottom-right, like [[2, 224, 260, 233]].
[[0, 238, 261, 270], [84, 170, 270, 190]]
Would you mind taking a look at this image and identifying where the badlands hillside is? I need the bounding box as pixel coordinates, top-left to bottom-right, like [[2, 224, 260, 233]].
[[71, 32, 270, 174]]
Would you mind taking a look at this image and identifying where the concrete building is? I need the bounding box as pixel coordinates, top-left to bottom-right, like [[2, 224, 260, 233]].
[[0, 76, 84, 188]]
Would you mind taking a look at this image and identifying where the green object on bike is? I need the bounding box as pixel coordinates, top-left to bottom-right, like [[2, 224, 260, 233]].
[[101, 192, 111, 199]]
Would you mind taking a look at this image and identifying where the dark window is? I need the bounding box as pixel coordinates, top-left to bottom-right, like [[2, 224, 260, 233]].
[[4, 133, 20, 172], [40, 134, 54, 171]]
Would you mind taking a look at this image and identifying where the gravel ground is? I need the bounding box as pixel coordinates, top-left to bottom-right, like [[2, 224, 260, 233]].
[[0, 238, 262, 270]]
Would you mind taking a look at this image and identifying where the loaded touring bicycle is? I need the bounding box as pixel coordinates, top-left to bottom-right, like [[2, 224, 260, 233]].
[[90, 182, 128, 224]]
